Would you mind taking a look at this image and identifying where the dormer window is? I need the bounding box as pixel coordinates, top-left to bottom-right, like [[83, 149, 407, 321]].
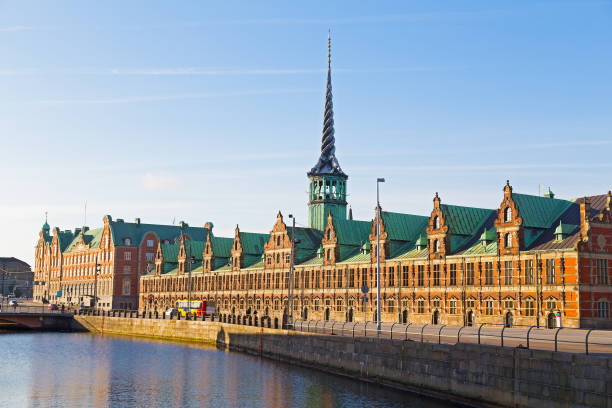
[[504, 207, 512, 222], [505, 233, 513, 248], [123, 238, 131, 245], [434, 216, 440, 229]]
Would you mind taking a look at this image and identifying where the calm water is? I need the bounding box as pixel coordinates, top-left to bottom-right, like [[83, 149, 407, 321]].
[[0, 332, 457, 408]]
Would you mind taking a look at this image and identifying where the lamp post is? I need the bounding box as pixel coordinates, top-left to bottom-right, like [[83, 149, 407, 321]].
[[376, 178, 385, 334], [93, 256, 100, 310]]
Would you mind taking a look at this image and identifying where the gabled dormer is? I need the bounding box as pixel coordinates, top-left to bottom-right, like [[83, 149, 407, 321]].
[[494, 181, 523, 255], [177, 235, 186, 275], [322, 211, 339, 265], [202, 231, 215, 273], [154, 242, 163, 276], [231, 225, 244, 271], [264, 212, 291, 268], [426, 193, 449, 260], [369, 207, 390, 263]]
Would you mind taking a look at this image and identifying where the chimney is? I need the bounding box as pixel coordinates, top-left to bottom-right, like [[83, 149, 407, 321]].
[[135, 218, 141, 225]]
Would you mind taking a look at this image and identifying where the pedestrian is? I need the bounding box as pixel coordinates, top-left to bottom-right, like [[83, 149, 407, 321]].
[[61, 304, 65, 313]]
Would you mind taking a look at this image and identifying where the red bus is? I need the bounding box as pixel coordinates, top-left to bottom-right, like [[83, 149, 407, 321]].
[[176, 300, 215, 317]]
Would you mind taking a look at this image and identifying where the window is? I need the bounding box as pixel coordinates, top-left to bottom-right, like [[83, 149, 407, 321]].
[[417, 298, 425, 314], [545, 259, 556, 284], [524, 259, 534, 285], [273, 299, 279, 311], [314, 298, 320, 311], [286, 254, 291, 264], [276, 236, 281, 246], [525, 299, 535, 316], [597, 300, 609, 318], [146, 239, 154, 247], [596, 259, 608, 284], [466, 298, 475, 309], [388, 267, 394, 286], [145, 253, 154, 262], [417, 265, 424, 286], [124, 251, 131, 261], [465, 263, 475, 285], [336, 298, 344, 312], [387, 298, 395, 313], [123, 266, 131, 274], [402, 266, 409, 287], [122, 278, 131, 295], [503, 298, 514, 309], [267, 256, 272, 265], [123, 238, 131, 245], [504, 206, 512, 222], [326, 229, 332, 240], [505, 233, 512, 248], [449, 298, 458, 314], [484, 299, 495, 315], [326, 249, 332, 261], [432, 264, 440, 286], [433, 239, 440, 253], [432, 298, 441, 309], [504, 261, 512, 285], [444, 264, 455, 285], [485, 262, 494, 285], [434, 216, 440, 229], [349, 269, 355, 288], [546, 298, 557, 311], [276, 253, 280, 264]]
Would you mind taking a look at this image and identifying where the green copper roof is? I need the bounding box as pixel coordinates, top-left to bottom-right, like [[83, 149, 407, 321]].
[[461, 240, 497, 255], [333, 219, 371, 246], [238, 232, 269, 255], [211, 236, 233, 258], [108, 218, 208, 247], [440, 204, 495, 236], [381, 211, 429, 242], [64, 228, 104, 253], [512, 194, 573, 229], [391, 247, 428, 260]]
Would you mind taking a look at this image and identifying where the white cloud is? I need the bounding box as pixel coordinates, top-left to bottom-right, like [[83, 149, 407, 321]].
[[141, 173, 183, 191]]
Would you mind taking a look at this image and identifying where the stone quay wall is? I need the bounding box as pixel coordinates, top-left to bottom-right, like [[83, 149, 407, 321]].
[[74, 316, 612, 408]]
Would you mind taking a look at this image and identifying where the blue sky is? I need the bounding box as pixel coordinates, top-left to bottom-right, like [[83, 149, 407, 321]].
[[1, 1, 611, 265]]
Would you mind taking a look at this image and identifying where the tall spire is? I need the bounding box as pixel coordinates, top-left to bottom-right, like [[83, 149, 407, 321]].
[[309, 31, 345, 177]]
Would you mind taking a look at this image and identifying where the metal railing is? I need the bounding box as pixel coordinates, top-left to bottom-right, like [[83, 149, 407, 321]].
[[11, 305, 611, 356], [290, 319, 612, 355]]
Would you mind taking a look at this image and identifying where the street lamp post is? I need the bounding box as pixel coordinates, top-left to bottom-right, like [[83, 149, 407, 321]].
[[376, 178, 385, 334]]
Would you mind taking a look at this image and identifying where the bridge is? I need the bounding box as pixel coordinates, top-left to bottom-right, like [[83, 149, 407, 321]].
[[0, 305, 75, 330]]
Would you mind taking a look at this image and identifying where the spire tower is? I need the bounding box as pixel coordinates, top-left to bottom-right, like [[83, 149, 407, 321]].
[[307, 32, 349, 230]]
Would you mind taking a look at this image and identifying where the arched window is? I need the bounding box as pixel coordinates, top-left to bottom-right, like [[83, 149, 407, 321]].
[[505, 233, 512, 248], [326, 228, 332, 240], [504, 207, 512, 222], [276, 236, 281, 246], [326, 249, 332, 261], [434, 216, 440, 229], [433, 239, 440, 253]]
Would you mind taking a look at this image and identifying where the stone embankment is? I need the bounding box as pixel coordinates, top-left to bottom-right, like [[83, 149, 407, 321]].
[[74, 316, 611, 408]]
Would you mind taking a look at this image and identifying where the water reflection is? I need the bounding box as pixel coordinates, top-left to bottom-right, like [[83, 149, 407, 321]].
[[0, 332, 457, 408]]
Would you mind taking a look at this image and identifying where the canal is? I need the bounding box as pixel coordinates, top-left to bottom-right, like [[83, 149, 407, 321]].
[[0, 332, 459, 408]]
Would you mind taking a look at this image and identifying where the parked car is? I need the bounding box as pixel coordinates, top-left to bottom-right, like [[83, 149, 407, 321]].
[[165, 308, 177, 317], [48, 304, 59, 311], [8, 300, 18, 307]]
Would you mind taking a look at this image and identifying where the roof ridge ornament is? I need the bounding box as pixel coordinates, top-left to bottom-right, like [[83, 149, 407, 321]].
[[309, 31, 346, 177]]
